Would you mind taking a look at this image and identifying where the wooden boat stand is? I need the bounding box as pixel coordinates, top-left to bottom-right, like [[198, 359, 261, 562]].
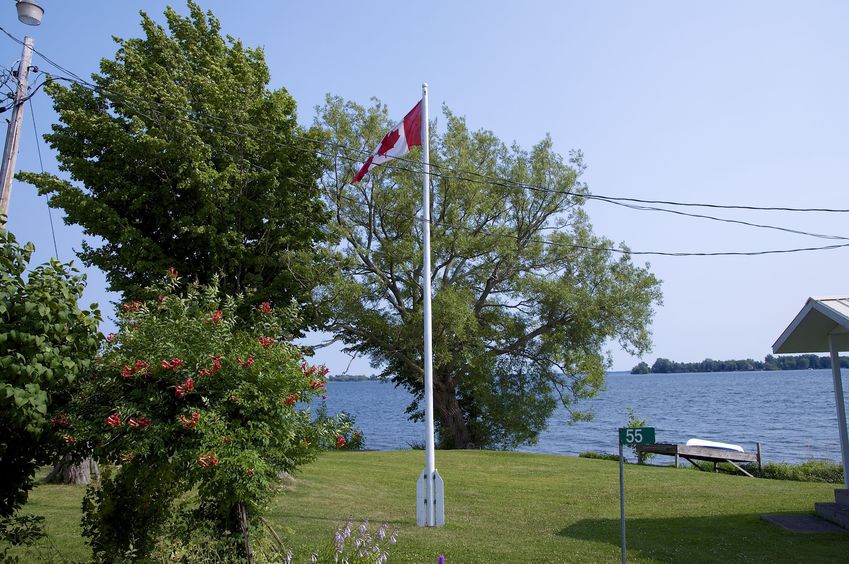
[[635, 443, 762, 477]]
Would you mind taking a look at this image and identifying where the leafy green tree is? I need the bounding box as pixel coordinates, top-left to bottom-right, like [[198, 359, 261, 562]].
[[0, 230, 100, 526], [315, 97, 662, 449], [20, 2, 328, 329], [631, 361, 650, 374], [651, 358, 673, 374], [764, 354, 779, 370], [67, 275, 337, 560]]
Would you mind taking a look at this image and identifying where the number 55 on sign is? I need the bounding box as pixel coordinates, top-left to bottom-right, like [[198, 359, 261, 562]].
[[619, 427, 655, 446]]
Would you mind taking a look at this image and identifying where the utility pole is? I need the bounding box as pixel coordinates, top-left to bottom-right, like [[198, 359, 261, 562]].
[[0, 35, 34, 225]]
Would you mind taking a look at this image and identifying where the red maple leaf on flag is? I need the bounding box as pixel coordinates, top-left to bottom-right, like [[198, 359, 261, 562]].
[[376, 127, 400, 157]]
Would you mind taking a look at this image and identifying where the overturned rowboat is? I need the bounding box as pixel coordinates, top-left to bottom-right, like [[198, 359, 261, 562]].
[[685, 438, 745, 453]]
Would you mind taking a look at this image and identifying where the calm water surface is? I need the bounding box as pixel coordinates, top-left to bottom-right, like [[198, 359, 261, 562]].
[[320, 369, 849, 464]]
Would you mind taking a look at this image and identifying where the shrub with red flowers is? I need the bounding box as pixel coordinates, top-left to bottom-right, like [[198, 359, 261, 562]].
[[68, 277, 338, 561]]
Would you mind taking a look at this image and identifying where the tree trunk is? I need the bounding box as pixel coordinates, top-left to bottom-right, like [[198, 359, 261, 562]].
[[42, 455, 99, 485], [237, 501, 254, 564], [434, 379, 474, 449]]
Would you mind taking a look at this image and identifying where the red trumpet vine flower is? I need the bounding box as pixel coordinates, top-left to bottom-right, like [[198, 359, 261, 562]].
[[127, 416, 151, 429], [198, 453, 219, 468], [50, 413, 69, 428], [161, 357, 184, 370], [179, 412, 201, 429], [120, 359, 152, 379], [257, 336, 275, 349], [122, 300, 142, 313], [175, 377, 195, 398]]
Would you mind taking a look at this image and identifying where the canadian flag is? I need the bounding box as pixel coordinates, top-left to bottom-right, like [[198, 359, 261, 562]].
[[351, 100, 423, 184]]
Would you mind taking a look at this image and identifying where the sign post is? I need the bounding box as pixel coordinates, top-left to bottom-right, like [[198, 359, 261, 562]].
[[618, 427, 655, 564]]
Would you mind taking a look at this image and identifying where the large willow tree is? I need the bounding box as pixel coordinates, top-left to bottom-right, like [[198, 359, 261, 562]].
[[316, 96, 662, 449], [21, 2, 328, 328]]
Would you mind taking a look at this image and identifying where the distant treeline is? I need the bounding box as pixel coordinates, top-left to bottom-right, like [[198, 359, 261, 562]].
[[631, 354, 849, 374], [327, 374, 373, 382]]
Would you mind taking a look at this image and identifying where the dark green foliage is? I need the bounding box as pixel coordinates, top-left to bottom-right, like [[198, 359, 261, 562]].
[[0, 230, 101, 520], [764, 353, 849, 371], [758, 460, 844, 483], [631, 361, 650, 374], [633, 353, 849, 374], [81, 464, 179, 560], [317, 97, 662, 449], [681, 459, 843, 483], [19, 2, 329, 329], [578, 451, 620, 461], [0, 514, 46, 562], [313, 406, 365, 450]]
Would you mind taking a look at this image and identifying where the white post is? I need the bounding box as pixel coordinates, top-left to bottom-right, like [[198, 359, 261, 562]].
[[415, 83, 444, 528], [0, 36, 34, 225], [828, 334, 849, 490], [422, 82, 436, 527]]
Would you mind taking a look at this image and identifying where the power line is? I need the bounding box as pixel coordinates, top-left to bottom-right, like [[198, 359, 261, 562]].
[[28, 88, 58, 258], [591, 197, 849, 242], [327, 190, 849, 258], [2, 23, 844, 217], [3, 31, 848, 257], [35, 70, 849, 245], [28, 72, 849, 257]]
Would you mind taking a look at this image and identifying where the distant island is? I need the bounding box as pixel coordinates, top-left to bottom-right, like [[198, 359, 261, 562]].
[[632, 354, 849, 374], [327, 374, 374, 382]]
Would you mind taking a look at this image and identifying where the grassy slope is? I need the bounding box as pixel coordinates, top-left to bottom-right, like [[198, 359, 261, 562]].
[[8, 451, 849, 563], [274, 451, 847, 563]]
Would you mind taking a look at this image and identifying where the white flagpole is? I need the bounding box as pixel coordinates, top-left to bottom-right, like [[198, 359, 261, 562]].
[[422, 82, 436, 528], [416, 82, 444, 527]]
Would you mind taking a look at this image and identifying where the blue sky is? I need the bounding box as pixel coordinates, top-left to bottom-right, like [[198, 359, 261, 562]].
[[3, 1, 848, 373]]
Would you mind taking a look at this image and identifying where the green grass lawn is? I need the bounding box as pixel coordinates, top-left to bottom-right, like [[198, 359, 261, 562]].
[[7, 451, 849, 562]]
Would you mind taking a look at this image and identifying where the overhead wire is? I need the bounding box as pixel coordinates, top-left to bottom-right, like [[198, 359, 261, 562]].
[[233, 153, 849, 259], [326, 191, 849, 258], [28, 87, 59, 258], [3, 21, 844, 216], [2, 26, 848, 257], [26, 71, 849, 257], [33, 70, 849, 246]]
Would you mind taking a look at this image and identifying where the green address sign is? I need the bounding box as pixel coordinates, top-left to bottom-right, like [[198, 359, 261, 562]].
[[618, 427, 655, 446]]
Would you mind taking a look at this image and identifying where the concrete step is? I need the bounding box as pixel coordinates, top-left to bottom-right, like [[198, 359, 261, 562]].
[[815, 502, 849, 530]]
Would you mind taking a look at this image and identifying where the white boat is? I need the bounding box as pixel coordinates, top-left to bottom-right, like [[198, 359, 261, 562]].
[[685, 438, 745, 453]]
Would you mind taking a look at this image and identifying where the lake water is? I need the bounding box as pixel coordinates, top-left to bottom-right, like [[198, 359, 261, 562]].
[[320, 369, 849, 464]]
